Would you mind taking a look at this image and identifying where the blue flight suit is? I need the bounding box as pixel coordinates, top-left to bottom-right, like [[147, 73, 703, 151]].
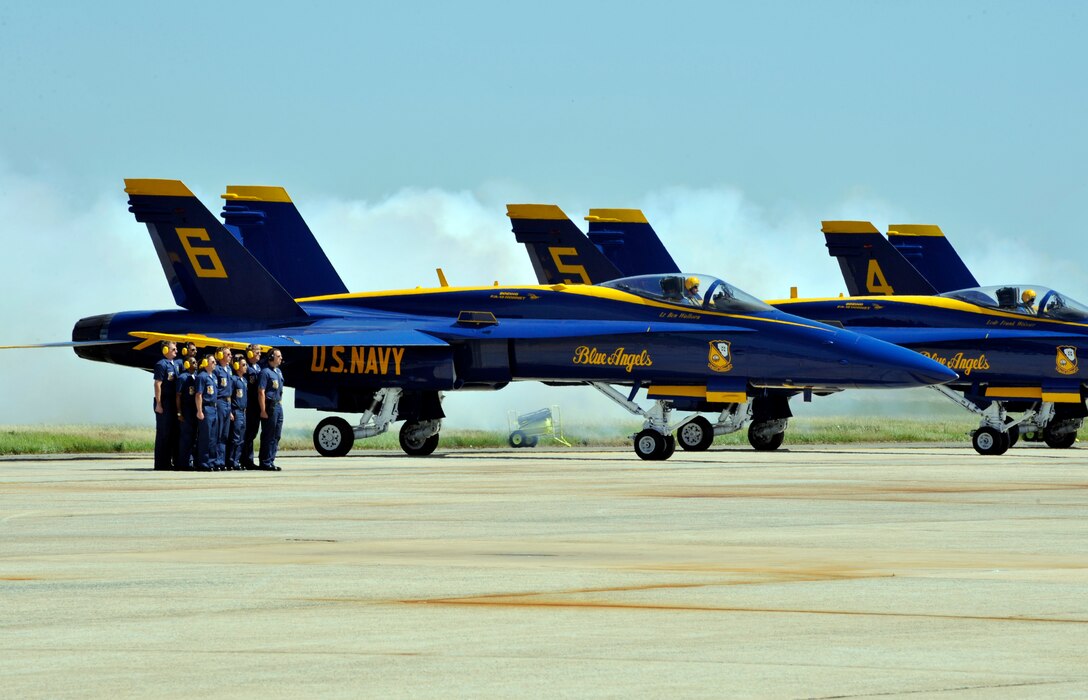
[[258, 365, 285, 469], [176, 368, 197, 469], [195, 370, 219, 471], [214, 363, 232, 468], [153, 357, 178, 470], [242, 359, 263, 467], [226, 374, 248, 469]]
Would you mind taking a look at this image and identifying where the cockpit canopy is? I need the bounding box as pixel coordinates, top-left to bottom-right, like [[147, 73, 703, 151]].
[[600, 273, 774, 313], [939, 284, 1088, 322]]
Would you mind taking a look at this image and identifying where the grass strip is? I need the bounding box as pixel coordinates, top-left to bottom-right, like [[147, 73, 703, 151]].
[[0, 417, 983, 455]]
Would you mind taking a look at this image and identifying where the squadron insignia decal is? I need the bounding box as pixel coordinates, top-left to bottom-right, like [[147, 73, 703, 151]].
[[707, 340, 733, 373], [1056, 346, 1078, 375]]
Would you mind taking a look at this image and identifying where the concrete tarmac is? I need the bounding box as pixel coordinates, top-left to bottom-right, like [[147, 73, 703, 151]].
[[2, 445, 1087, 699]]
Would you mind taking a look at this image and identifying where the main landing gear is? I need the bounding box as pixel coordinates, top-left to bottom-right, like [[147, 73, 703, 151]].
[[590, 384, 789, 460], [932, 385, 1082, 455], [311, 388, 445, 457]]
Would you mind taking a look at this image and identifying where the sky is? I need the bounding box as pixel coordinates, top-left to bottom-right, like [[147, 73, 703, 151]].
[[0, 1, 1085, 431]]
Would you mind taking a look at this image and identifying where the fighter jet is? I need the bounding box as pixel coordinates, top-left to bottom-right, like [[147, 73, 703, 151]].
[[516, 207, 1087, 455], [21, 180, 957, 461]]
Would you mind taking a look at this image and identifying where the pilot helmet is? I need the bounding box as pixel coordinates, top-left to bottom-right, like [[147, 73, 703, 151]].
[[685, 276, 701, 292], [1022, 289, 1036, 304]]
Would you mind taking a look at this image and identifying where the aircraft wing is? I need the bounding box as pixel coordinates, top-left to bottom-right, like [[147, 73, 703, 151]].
[[129, 327, 449, 351], [430, 318, 756, 340]]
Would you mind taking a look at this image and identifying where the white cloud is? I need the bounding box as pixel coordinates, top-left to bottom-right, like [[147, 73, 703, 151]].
[[0, 166, 1082, 436]]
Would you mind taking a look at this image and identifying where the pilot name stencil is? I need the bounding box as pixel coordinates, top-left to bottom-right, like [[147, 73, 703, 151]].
[[310, 346, 406, 375], [572, 346, 652, 373]]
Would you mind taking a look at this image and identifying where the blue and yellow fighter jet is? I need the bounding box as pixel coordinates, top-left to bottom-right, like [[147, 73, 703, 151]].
[[516, 208, 1087, 456], [57, 180, 957, 461], [506, 205, 966, 452]]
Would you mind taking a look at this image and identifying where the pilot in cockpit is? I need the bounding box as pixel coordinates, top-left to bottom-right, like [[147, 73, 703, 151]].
[[683, 276, 703, 306], [1019, 288, 1037, 314]]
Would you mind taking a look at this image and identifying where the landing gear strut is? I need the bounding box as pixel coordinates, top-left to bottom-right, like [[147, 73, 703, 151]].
[[311, 388, 446, 458]]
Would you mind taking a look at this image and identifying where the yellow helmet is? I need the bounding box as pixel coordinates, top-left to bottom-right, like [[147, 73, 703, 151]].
[[685, 276, 701, 291], [1022, 289, 1036, 304]]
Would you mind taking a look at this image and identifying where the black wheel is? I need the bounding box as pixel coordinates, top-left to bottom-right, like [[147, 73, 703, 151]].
[[508, 430, 528, 448], [400, 421, 440, 456], [526, 435, 540, 448], [634, 429, 667, 461], [661, 435, 676, 460], [313, 416, 354, 457], [748, 422, 785, 451], [677, 416, 714, 451], [1006, 425, 1020, 448], [1043, 428, 1077, 449], [972, 426, 1010, 455]]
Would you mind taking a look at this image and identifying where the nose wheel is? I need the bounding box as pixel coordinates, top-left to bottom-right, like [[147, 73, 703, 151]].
[[971, 426, 1011, 455], [634, 430, 676, 461]]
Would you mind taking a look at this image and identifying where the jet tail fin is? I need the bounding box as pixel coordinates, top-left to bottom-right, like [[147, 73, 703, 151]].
[[585, 208, 681, 276], [886, 224, 979, 292], [507, 204, 622, 285], [221, 185, 349, 298], [125, 179, 307, 320], [822, 221, 938, 296]]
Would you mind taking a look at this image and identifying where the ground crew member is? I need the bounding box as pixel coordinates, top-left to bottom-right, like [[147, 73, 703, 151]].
[[176, 358, 197, 470], [242, 345, 263, 469], [153, 341, 178, 470], [213, 347, 233, 469], [226, 357, 249, 470], [194, 354, 220, 471], [258, 348, 284, 471]]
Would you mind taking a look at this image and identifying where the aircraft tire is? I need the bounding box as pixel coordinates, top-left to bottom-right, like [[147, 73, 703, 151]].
[[972, 426, 1010, 455], [1043, 428, 1077, 449], [748, 422, 785, 451], [1006, 425, 1020, 448], [527, 435, 539, 448], [508, 430, 528, 448], [677, 416, 714, 451], [661, 435, 676, 460], [400, 422, 440, 456], [634, 429, 668, 461], [313, 416, 354, 457]]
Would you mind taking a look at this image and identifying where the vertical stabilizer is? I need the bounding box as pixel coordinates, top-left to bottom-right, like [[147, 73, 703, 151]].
[[125, 179, 307, 320]]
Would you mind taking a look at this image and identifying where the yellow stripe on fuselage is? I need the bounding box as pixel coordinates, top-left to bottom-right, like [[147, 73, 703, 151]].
[[647, 385, 706, 398], [985, 387, 1041, 399], [298, 284, 831, 332], [1043, 391, 1084, 403], [222, 185, 293, 203], [770, 294, 1088, 329]]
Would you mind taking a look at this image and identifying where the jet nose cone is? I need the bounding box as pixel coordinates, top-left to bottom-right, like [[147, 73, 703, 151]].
[[851, 334, 958, 388]]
